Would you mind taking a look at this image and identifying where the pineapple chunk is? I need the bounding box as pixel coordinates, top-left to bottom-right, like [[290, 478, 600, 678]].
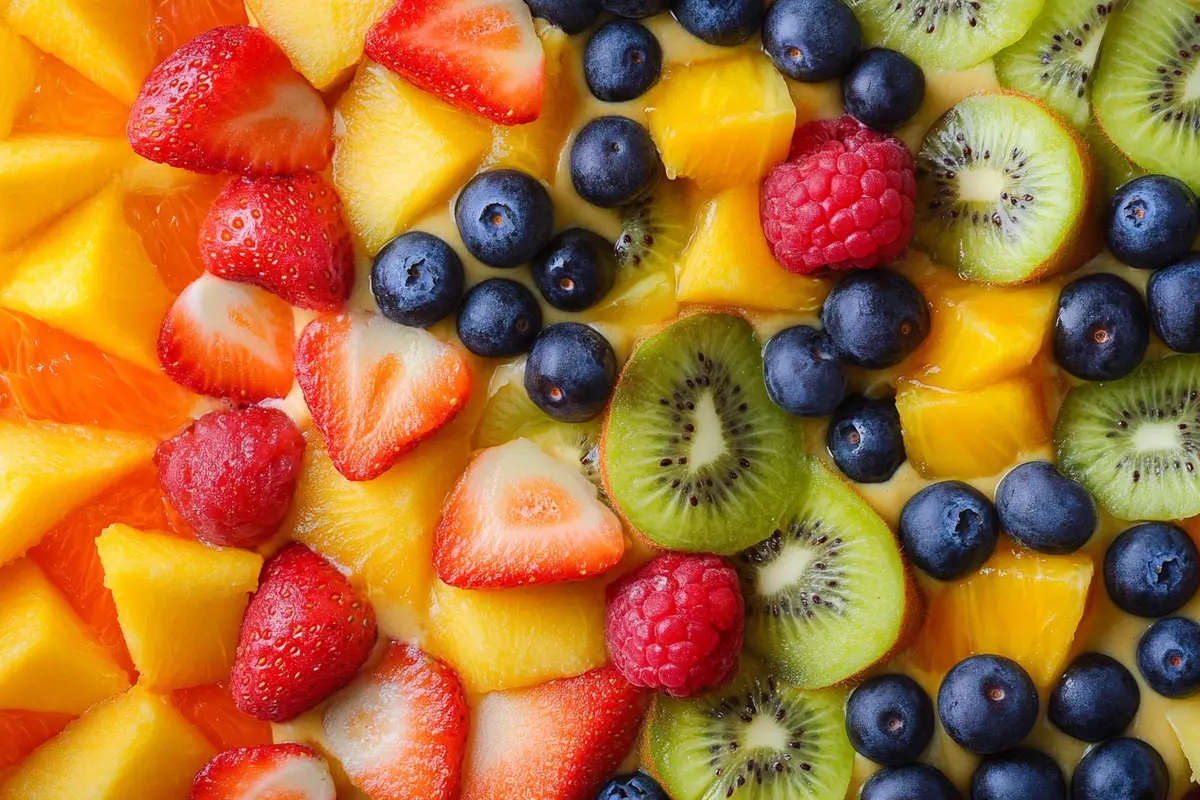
[[0, 419, 154, 564], [677, 182, 829, 312], [646, 52, 795, 190], [0, 560, 129, 714], [426, 578, 608, 695], [96, 525, 262, 690], [0, 25, 37, 138], [1, 184, 173, 371], [1167, 700, 1200, 783], [333, 60, 491, 255], [245, 0, 392, 89], [0, 685, 214, 800]]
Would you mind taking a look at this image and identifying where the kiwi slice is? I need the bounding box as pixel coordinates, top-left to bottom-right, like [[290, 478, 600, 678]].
[[642, 658, 854, 800], [601, 313, 802, 554], [1086, 121, 1146, 202], [914, 93, 1097, 284], [843, 0, 1044, 71], [615, 178, 689, 274], [1055, 354, 1200, 522]]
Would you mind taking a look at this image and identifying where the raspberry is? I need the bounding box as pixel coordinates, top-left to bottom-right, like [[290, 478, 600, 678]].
[[155, 407, 305, 549], [605, 553, 744, 697], [762, 115, 917, 275]]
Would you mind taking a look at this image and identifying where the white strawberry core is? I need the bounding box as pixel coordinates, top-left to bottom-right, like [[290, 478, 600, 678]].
[[245, 756, 336, 800], [180, 274, 290, 368], [323, 677, 409, 779], [233, 81, 329, 131]]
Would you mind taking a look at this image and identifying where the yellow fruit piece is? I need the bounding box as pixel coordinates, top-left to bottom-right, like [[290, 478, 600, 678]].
[[0, 685, 214, 800], [646, 52, 795, 190], [1167, 700, 1200, 783], [0, 559, 129, 714], [0, 25, 37, 138], [1, 184, 173, 371], [426, 578, 608, 695], [334, 60, 491, 255], [0, 419, 154, 564], [1, 0, 154, 105], [96, 525, 262, 690], [677, 182, 829, 312], [896, 377, 1049, 479], [246, 0, 391, 89], [912, 546, 1093, 688]]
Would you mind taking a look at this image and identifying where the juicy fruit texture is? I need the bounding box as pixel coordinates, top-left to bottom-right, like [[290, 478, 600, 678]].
[[125, 174, 231, 295], [246, 0, 392, 88], [0, 710, 72, 770], [13, 52, 129, 137], [0, 25, 37, 138], [171, 682, 273, 751], [153, 0, 250, 60], [646, 52, 795, 189], [1053, 272, 1149, 382], [937, 654, 1039, 755], [191, 743, 335, 800]]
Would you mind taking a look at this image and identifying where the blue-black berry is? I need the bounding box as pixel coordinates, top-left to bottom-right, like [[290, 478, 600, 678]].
[[842, 48, 926, 132], [762, 325, 847, 418], [531, 228, 617, 312], [1148, 255, 1200, 353], [524, 323, 617, 422], [822, 269, 930, 369], [994, 461, 1097, 555], [1071, 738, 1169, 800], [899, 480, 998, 581], [938, 654, 1039, 755], [525, 0, 600, 34], [1104, 522, 1199, 618], [570, 116, 661, 208], [826, 395, 905, 484], [1047, 652, 1140, 743], [1137, 616, 1200, 699], [1107, 175, 1199, 270], [371, 231, 464, 328], [672, 0, 762, 46], [584, 20, 662, 102], [762, 0, 861, 82], [457, 278, 542, 358], [454, 169, 554, 268], [845, 674, 935, 767], [1054, 273, 1149, 381]]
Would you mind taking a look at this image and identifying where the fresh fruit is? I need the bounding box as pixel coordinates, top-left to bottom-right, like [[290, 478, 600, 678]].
[[0, 24, 37, 138], [127, 26, 332, 176], [971, 749, 1067, 800], [125, 174, 231, 295], [597, 773, 668, 800], [570, 116, 660, 208], [232, 544, 377, 722], [171, 682, 273, 751], [454, 169, 554, 268], [1048, 653, 1140, 743], [584, 20, 662, 102], [762, 0, 862, 82], [1149, 256, 1200, 353], [615, 180, 688, 276], [913, 93, 1098, 284], [245, 0, 392, 88], [191, 743, 335, 800], [860, 764, 958, 800], [0, 710, 72, 770], [524, 323, 617, 423], [456, 279, 543, 358], [1105, 523, 1199, 618], [1071, 738, 1169, 800], [371, 232, 465, 328], [12, 54, 129, 137], [152, 0, 250, 60], [0, 559, 129, 714], [460, 666, 647, 800], [995, 461, 1097, 555], [823, 269, 929, 369], [526, 0, 599, 34], [295, 311, 472, 481], [843, 48, 926, 132], [1090, 122, 1146, 203], [899, 480, 998, 581], [602, 0, 668, 18], [646, 52, 794, 189], [1137, 617, 1200, 699], [937, 654, 1039, 755], [1053, 273, 1150, 380], [826, 395, 906, 484], [1107, 174, 1200, 270], [322, 643, 467, 800], [673, 0, 760, 45], [762, 325, 846, 418], [845, 675, 934, 768], [531, 229, 617, 313], [734, 458, 914, 688]]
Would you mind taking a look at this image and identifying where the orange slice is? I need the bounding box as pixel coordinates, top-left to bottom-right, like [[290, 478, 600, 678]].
[[153, 0, 249, 62], [172, 683, 273, 750], [12, 54, 129, 138], [124, 175, 230, 295], [0, 710, 73, 770]]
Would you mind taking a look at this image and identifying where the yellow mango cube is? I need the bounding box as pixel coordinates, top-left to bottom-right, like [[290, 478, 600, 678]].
[[0, 25, 37, 138], [246, 0, 392, 89]]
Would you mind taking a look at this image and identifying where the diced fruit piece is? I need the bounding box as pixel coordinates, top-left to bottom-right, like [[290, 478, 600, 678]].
[[0, 24, 37, 138], [1166, 700, 1200, 783], [912, 546, 1093, 688], [11, 54, 129, 138], [246, 0, 390, 89], [460, 666, 647, 800], [645, 52, 794, 189], [323, 643, 467, 800], [0, 710, 72, 770], [896, 377, 1049, 479], [192, 743, 336, 800], [426, 578, 608, 695], [152, 0, 249, 61], [158, 273, 295, 402], [172, 683, 273, 751], [124, 174, 231, 295], [0, 685, 214, 800], [333, 60, 490, 255], [0, 559, 129, 714], [127, 26, 332, 177]]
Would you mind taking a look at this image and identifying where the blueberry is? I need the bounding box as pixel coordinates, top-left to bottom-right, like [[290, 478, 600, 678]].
[[972, 749, 1067, 800], [822, 270, 930, 369], [1047, 653, 1140, 743], [899, 481, 998, 581], [456, 278, 542, 358], [937, 654, 1039, 755], [672, 0, 762, 46], [1107, 175, 1200, 270], [570, 116, 660, 208], [525, 0, 601, 34], [1070, 738, 1169, 800], [761, 0, 862, 82], [596, 771, 669, 800], [1053, 273, 1149, 381], [994, 461, 1097, 555], [1136, 616, 1200, 699], [842, 48, 926, 132], [601, 0, 670, 18], [1104, 522, 1199, 618], [454, 169, 554, 268], [531, 228, 617, 312], [860, 764, 960, 800], [371, 232, 464, 328], [524, 323, 617, 422], [845, 674, 935, 767], [826, 395, 905, 483], [1147, 255, 1200, 353], [584, 21, 662, 102], [762, 325, 847, 418]]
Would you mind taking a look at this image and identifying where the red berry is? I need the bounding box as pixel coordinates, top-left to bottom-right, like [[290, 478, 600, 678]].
[[155, 407, 305, 549], [605, 553, 744, 698]]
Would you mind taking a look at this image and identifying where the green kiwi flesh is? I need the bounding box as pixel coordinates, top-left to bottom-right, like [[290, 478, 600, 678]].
[[601, 313, 802, 554], [843, 0, 1045, 71], [1086, 122, 1146, 202], [1055, 354, 1200, 521], [615, 178, 689, 274], [914, 93, 1092, 284]]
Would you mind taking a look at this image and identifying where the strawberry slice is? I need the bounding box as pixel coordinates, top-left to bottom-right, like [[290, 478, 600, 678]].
[[158, 273, 295, 402], [191, 743, 336, 800], [128, 25, 332, 176], [435, 438, 624, 589], [295, 311, 472, 482], [200, 172, 354, 312], [322, 642, 468, 800], [460, 666, 647, 800], [364, 0, 544, 126]]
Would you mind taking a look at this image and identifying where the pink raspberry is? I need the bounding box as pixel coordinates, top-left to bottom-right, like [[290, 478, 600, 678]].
[[605, 553, 744, 698], [762, 115, 917, 275]]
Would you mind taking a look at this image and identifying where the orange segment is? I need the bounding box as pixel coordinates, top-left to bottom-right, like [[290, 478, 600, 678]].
[[12, 53, 129, 138], [0, 710, 73, 769], [124, 175, 229, 295], [153, 0, 249, 62], [172, 682, 272, 750]]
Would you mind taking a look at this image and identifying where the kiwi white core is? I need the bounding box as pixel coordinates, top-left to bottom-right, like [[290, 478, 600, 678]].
[[1183, 65, 1200, 105], [756, 544, 818, 596], [742, 714, 790, 751], [957, 168, 1007, 203], [687, 391, 727, 468], [1132, 421, 1181, 452]]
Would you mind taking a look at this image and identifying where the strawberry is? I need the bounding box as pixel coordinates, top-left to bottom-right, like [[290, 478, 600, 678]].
[[435, 438, 624, 589], [128, 25, 332, 176], [191, 743, 336, 800], [294, 311, 472, 482], [158, 273, 295, 402], [460, 666, 648, 800], [200, 172, 354, 312], [231, 544, 377, 722], [364, 0, 544, 126], [322, 642, 468, 800]]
